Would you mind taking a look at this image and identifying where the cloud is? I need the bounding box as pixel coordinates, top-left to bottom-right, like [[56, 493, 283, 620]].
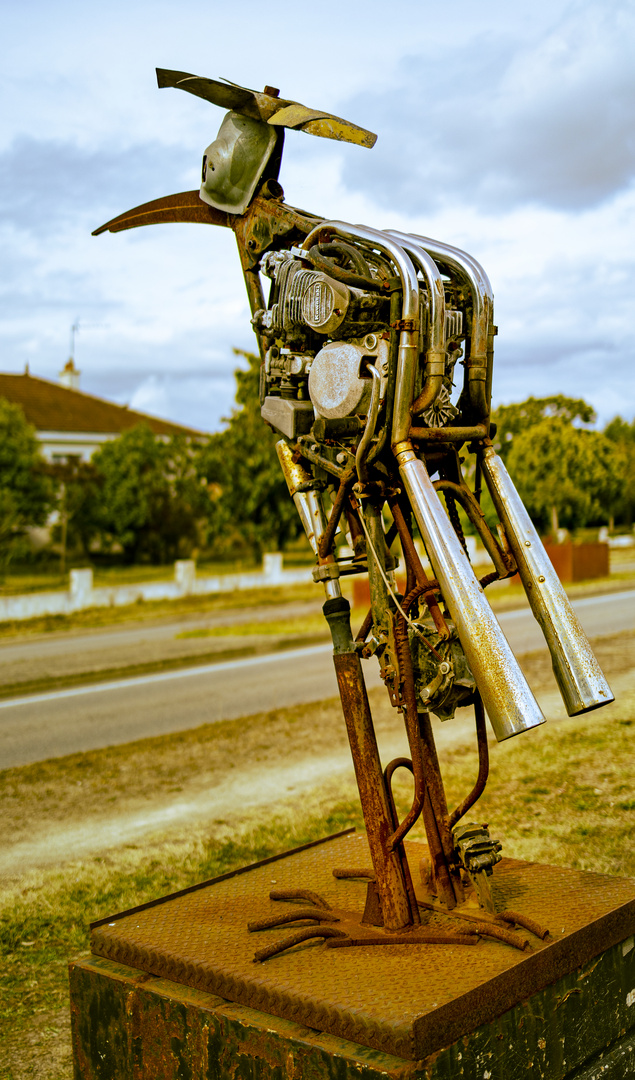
[[341, 1, 635, 214], [0, 136, 196, 235]]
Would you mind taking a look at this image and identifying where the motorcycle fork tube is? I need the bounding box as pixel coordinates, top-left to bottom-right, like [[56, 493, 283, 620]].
[[323, 598, 416, 930]]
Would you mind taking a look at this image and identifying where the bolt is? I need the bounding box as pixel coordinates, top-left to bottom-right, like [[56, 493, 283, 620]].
[[336, 452, 348, 464]]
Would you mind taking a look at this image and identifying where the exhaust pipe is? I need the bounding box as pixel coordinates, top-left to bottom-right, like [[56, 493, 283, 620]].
[[395, 445, 545, 741], [481, 445, 614, 715]]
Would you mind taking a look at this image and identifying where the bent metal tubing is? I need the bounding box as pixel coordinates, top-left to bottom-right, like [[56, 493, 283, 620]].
[[389, 229, 493, 420], [301, 222, 420, 448], [382, 233, 446, 416]]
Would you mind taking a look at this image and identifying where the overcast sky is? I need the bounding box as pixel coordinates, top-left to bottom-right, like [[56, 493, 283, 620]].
[[1, 0, 633, 432]]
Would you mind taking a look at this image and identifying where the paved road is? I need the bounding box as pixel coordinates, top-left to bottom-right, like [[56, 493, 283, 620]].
[[1, 590, 633, 768], [0, 599, 324, 689]]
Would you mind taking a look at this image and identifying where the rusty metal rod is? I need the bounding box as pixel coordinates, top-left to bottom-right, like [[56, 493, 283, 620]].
[[417, 899, 530, 949], [355, 607, 373, 643], [248, 910, 339, 932], [253, 926, 346, 962], [418, 711, 465, 906], [474, 924, 530, 951], [382, 757, 422, 927], [496, 910, 550, 941], [433, 478, 514, 578], [386, 617, 459, 906], [318, 471, 355, 559], [332, 650, 416, 929], [447, 692, 489, 829], [410, 424, 488, 443], [326, 932, 478, 948], [269, 889, 331, 910], [390, 498, 449, 637]]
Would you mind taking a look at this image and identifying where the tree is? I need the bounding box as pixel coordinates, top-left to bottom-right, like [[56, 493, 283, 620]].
[[0, 398, 54, 576], [198, 351, 301, 557], [603, 416, 635, 527], [506, 417, 622, 537], [90, 425, 210, 563], [492, 395, 596, 460]]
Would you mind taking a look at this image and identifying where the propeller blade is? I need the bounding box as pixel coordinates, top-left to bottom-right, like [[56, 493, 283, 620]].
[[157, 68, 377, 147], [268, 104, 377, 148], [156, 68, 258, 116], [92, 191, 230, 235]]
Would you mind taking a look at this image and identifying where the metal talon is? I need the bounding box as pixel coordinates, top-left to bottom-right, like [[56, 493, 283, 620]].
[[474, 923, 530, 951], [496, 910, 551, 941], [248, 909, 340, 932], [253, 926, 347, 962], [269, 888, 332, 909]]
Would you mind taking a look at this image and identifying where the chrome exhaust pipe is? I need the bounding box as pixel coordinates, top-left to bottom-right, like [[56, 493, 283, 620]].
[[481, 445, 614, 715], [276, 440, 342, 600], [395, 445, 545, 741]]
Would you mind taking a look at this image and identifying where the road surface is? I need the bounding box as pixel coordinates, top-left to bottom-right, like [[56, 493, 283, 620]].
[[1, 589, 633, 768]]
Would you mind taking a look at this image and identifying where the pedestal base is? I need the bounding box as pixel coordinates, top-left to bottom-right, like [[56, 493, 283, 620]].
[[71, 948, 635, 1080], [73, 830, 635, 1077]]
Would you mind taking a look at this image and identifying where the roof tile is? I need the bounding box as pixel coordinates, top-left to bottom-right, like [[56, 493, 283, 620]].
[[0, 374, 204, 438]]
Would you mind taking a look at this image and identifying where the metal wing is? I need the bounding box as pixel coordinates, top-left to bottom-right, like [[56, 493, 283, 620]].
[[156, 68, 377, 148]]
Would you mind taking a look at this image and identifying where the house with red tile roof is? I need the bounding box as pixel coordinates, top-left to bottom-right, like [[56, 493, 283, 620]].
[[0, 363, 203, 463]]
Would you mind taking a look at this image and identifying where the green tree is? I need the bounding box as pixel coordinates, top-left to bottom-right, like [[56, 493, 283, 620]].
[[506, 417, 622, 537], [0, 398, 54, 577], [90, 425, 210, 563], [492, 395, 596, 460], [198, 351, 300, 558], [603, 416, 635, 527]]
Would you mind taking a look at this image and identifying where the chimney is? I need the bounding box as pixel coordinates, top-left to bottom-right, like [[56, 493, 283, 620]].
[[60, 358, 80, 391]]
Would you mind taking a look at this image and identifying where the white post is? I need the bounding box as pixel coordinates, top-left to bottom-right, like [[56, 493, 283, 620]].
[[262, 552, 284, 583], [174, 559, 196, 594], [69, 568, 94, 610]]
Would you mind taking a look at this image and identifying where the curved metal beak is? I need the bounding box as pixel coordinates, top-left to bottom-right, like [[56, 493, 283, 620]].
[[92, 190, 230, 236]]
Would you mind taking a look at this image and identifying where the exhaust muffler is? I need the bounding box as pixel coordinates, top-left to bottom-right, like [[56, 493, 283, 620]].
[[481, 445, 614, 715], [396, 446, 546, 741]]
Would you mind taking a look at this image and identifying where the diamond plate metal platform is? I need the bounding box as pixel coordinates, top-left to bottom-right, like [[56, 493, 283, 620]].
[[90, 831, 635, 1062]]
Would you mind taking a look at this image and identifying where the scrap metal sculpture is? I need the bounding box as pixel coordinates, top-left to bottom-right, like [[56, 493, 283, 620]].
[[95, 70, 614, 952]]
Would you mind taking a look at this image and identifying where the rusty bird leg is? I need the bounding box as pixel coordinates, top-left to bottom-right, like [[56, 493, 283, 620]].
[[418, 710, 465, 905], [391, 611, 461, 908], [322, 597, 416, 930]]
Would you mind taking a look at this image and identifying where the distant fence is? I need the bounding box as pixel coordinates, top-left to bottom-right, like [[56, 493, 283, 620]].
[[0, 555, 313, 623]]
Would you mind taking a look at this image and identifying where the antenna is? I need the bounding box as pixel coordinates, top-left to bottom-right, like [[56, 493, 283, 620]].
[[69, 318, 80, 362]]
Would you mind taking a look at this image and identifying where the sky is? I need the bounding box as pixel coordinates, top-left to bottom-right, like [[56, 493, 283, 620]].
[[1, 0, 634, 433]]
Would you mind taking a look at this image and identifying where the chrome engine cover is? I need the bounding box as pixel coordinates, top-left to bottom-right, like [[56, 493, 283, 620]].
[[308, 336, 388, 419]]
